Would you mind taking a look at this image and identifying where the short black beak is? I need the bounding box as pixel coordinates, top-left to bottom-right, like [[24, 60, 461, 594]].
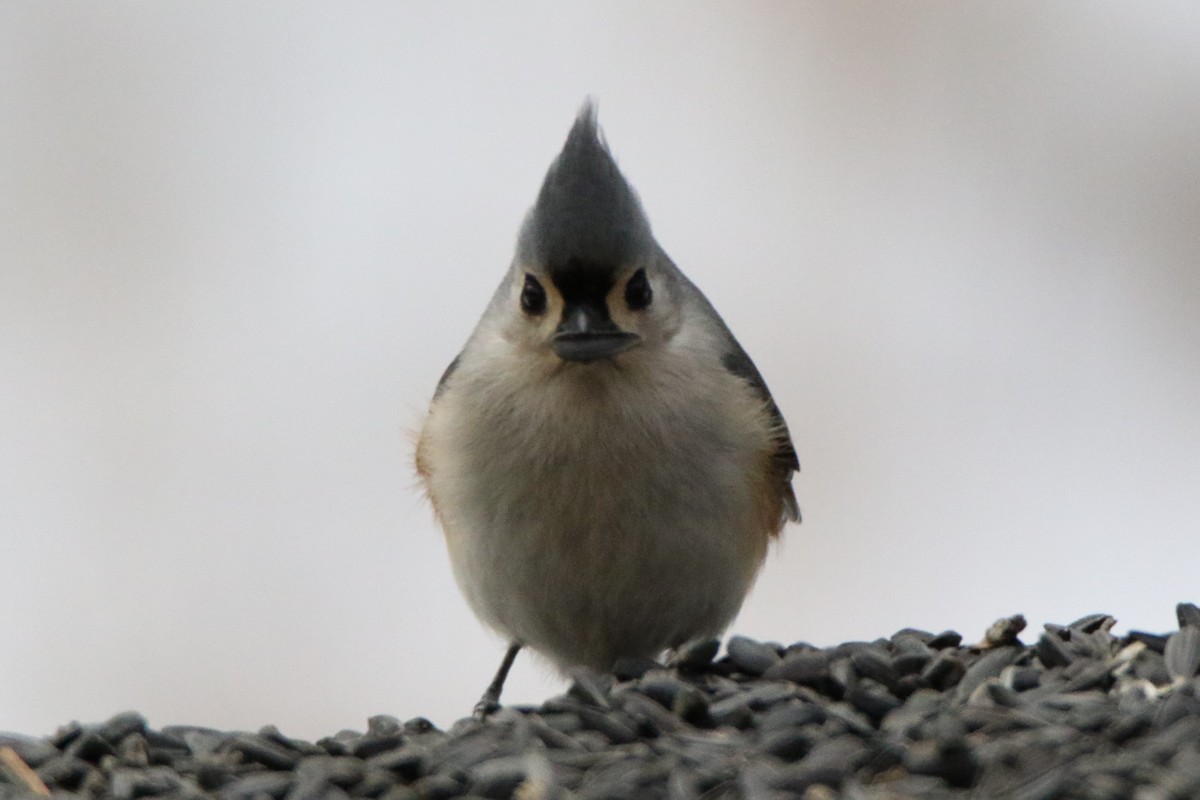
[[552, 303, 642, 363]]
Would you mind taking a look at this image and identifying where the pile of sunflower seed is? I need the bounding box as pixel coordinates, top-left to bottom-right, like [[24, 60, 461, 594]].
[[5, 605, 1200, 800]]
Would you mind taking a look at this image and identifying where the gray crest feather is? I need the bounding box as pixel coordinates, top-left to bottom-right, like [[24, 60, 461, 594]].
[[517, 100, 654, 270]]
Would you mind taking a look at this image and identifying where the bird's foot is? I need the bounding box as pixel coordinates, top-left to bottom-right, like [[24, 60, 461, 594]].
[[472, 693, 501, 720]]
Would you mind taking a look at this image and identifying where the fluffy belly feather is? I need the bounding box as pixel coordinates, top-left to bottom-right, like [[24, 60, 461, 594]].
[[419, 362, 776, 670]]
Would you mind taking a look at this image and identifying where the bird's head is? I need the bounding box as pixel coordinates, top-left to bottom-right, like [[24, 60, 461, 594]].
[[498, 101, 682, 366]]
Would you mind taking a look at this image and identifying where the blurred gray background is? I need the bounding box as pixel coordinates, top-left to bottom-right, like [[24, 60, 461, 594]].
[[3, 3, 1198, 739]]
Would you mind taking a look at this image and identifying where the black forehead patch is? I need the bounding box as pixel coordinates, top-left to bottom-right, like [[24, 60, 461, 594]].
[[549, 257, 616, 305], [517, 101, 654, 270]]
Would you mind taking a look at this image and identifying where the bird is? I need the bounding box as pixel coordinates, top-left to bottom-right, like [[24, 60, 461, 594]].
[[415, 101, 799, 716]]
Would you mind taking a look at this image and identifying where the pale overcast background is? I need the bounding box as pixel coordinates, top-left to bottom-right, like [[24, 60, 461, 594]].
[[3, 3, 1199, 740]]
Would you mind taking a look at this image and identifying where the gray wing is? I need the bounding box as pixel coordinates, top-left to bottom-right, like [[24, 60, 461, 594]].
[[667, 255, 800, 523], [722, 344, 801, 523], [432, 353, 461, 400]]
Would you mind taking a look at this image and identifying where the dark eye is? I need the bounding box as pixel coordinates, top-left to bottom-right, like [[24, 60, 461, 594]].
[[520, 273, 547, 315], [625, 268, 652, 311]]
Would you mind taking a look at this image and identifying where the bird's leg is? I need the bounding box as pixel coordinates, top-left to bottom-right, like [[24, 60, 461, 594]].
[[473, 642, 522, 719]]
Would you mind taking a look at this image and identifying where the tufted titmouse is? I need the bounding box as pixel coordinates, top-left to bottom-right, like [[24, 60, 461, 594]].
[[416, 101, 799, 715]]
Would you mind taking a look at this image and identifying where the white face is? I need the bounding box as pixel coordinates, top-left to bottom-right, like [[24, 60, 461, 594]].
[[500, 258, 684, 367]]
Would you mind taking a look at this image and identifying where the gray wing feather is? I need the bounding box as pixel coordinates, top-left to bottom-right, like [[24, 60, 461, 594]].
[[721, 345, 801, 523], [432, 354, 461, 400], [667, 256, 800, 522]]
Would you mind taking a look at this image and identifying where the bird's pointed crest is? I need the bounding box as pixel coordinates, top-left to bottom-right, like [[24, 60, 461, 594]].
[[518, 100, 653, 270]]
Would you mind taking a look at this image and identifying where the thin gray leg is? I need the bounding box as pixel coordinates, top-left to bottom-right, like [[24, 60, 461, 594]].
[[474, 642, 522, 719]]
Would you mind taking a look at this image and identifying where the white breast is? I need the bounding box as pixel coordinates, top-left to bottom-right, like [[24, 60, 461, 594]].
[[418, 330, 778, 671]]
